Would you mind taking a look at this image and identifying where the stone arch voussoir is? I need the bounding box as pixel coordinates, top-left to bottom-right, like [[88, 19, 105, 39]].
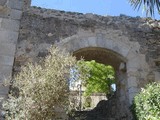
[[58, 35, 132, 59], [56, 34, 149, 105]]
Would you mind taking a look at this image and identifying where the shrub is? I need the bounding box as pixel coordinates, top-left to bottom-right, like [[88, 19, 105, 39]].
[[3, 47, 79, 120], [132, 82, 160, 120]]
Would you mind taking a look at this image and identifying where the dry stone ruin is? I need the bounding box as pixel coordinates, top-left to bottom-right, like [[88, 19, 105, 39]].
[[0, 0, 160, 119]]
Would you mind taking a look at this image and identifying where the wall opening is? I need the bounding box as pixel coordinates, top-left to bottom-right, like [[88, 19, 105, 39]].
[[69, 47, 129, 119], [69, 60, 116, 111]]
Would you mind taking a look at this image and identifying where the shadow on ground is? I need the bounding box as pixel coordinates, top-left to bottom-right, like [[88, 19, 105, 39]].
[[69, 95, 118, 120]]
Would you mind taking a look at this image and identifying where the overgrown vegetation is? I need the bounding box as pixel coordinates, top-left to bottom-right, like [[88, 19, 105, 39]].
[[132, 82, 160, 120], [79, 60, 115, 96], [3, 47, 86, 120], [2, 46, 116, 119]]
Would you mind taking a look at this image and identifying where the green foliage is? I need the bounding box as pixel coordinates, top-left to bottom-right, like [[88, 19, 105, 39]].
[[3, 47, 78, 120], [132, 82, 160, 120], [128, 0, 160, 16], [79, 60, 115, 96]]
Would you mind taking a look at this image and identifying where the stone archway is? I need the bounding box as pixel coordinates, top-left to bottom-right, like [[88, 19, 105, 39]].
[[73, 47, 128, 119], [73, 47, 126, 71], [56, 31, 150, 119]]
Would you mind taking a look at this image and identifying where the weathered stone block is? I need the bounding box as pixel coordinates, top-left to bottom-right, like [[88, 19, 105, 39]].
[[130, 42, 140, 54], [0, 85, 9, 95], [128, 87, 141, 104], [0, 43, 16, 56], [127, 69, 141, 78], [96, 33, 104, 40], [69, 38, 81, 51], [1, 18, 20, 31], [0, 30, 18, 44], [139, 54, 149, 71], [127, 56, 141, 69], [127, 76, 138, 88], [0, 65, 12, 77], [96, 34, 106, 48], [102, 39, 114, 50], [0, 6, 10, 18], [0, 0, 6, 6], [0, 18, 2, 27], [79, 38, 89, 48], [112, 41, 130, 57], [87, 37, 97, 47], [113, 45, 120, 54], [10, 9, 22, 20], [7, 0, 23, 10], [128, 87, 139, 94], [126, 50, 137, 61], [0, 55, 14, 66], [119, 45, 130, 57], [128, 92, 137, 104]]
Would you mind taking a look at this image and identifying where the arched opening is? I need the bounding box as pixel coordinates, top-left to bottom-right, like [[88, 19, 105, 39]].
[[69, 59, 116, 111], [69, 47, 129, 119], [56, 33, 144, 119], [73, 47, 126, 71]]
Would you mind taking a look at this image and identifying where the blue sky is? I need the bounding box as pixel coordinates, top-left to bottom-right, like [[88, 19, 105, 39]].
[[32, 0, 160, 20]]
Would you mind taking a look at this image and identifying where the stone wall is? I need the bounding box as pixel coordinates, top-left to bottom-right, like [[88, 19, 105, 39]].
[[12, 6, 160, 119], [0, 0, 21, 118], [15, 6, 160, 78], [0, 1, 159, 119], [0, 0, 31, 119]]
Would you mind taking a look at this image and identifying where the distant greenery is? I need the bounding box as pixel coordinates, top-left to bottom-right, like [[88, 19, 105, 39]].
[[132, 82, 160, 120], [79, 60, 115, 96], [128, 0, 160, 16]]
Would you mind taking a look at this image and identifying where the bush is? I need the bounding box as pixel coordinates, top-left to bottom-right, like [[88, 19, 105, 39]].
[[132, 82, 160, 120], [3, 47, 79, 120]]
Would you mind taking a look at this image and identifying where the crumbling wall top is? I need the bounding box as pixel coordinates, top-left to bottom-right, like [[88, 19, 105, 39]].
[[27, 6, 160, 31]]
